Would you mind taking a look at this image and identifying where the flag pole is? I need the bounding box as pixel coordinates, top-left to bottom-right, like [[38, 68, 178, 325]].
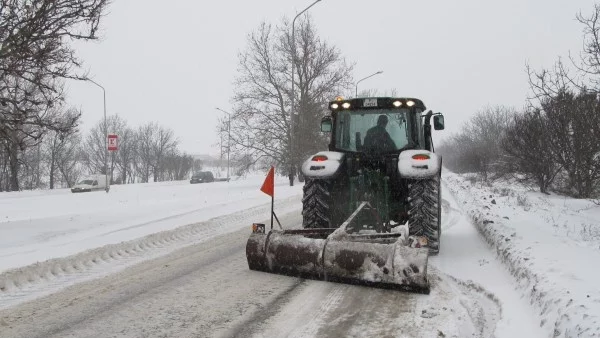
[[270, 194, 274, 230], [259, 166, 276, 231]]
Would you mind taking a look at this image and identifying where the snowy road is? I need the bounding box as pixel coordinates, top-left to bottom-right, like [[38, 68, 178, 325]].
[[0, 182, 546, 338]]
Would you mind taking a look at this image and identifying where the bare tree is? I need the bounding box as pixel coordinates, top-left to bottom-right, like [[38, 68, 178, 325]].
[[44, 108, 81, 189], [162, 151, 193, 181], [0, 141, 9, 190], [542, 91, 600, 197], [134, 123, 155, 183], [570, 4, 600, 92], [523, 4, 600, 198], [41, 125, 83, 189], [19, 143, 44, 190], [0, 0, 109, 81], [469, 106, 514, 181], [55, 132, 83, 187], [0, 89, 79, 190], [440, 106, 513, 180], [0, 0, 109, 191], [150, 124, 177, 182], [502, 109, 561, 193], [437, 132, 481, 174], [114, 126, 136, 184], [230, 16, 353, 185]]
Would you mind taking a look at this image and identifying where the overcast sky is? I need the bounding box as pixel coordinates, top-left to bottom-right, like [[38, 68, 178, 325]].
[[66, 0, 595, 156]]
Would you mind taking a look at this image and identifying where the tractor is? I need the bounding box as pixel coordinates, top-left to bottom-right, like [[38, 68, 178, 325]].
[[246, 97, 445, 293]]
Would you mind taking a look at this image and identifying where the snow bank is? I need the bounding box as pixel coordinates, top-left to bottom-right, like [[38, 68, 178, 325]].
[[444, 172, 600, 337], [0, 195, 302, 309]]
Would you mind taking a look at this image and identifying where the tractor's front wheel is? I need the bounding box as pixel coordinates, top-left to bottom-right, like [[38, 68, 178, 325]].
[[302, 178, 334, 228], [408, 175, 442, 254]]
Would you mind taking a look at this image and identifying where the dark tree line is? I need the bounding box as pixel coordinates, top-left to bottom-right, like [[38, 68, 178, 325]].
[[0, 114, 195, 191], [439, 4, 600, 199]]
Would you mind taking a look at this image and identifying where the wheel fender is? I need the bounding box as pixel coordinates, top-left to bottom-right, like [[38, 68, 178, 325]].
[[398, 150, 441, 179], [301, 151, 345, 179]]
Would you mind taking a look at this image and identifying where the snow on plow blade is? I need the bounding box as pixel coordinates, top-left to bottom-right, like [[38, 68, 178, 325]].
[[246, 203, 430, 293]]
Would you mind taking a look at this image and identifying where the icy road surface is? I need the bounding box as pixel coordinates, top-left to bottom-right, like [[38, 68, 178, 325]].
[[0, 182, 546, 338]]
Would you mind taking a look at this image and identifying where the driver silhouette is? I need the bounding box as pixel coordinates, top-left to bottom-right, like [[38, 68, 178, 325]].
[[363, 115, 396, 153]]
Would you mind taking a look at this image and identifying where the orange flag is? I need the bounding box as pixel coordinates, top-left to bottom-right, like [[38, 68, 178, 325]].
[[260, 166, 275, 197]]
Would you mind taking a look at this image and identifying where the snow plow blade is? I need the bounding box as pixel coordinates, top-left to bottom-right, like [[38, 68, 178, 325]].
[[246, 202, 430, 293]]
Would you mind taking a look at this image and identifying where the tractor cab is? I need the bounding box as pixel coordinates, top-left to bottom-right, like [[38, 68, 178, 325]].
[[321, 97, 444, 154]]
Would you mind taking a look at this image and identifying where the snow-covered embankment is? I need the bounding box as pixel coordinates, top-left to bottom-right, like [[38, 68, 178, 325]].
[[444, 172, 600, 337]]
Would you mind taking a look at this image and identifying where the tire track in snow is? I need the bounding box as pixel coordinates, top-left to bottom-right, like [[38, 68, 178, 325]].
[[219, 279, 308, 338], [0, 212, 305, 338], [441, 190, 462, 232]]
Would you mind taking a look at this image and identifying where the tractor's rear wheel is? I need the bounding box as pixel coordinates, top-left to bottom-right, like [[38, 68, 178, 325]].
[[408, 175, 441, 254], [302, 178, 334, 228]]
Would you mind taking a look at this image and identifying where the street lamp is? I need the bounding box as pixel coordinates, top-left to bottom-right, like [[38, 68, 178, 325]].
[[290, 0, 322, 186], [216, 107, 231, 181], [355, 71, 383, 97], [87, 78, 109, 193]]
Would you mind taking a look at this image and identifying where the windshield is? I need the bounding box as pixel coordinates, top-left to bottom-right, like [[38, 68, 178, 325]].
[[77, 180, 94, 185], [335, 108, 411, 153]]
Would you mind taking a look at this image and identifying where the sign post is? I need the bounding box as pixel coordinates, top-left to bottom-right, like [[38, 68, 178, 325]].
[[108, 134, 118, 152]]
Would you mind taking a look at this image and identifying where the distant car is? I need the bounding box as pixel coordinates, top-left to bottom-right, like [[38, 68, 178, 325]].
[[71, 174, 110, 193], [190, 171, 215, 184]]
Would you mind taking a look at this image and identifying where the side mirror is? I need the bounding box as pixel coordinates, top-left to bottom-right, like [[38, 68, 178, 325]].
[[93, 181, 98, 186], [320, 116, 332, 132], [433, 114, 445, 130]]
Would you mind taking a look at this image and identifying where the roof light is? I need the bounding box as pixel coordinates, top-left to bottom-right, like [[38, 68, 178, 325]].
[[406, 100, 415, 107], [331, 103, 339, 109], [312, 155, 328, 162], [335, 96, 344, 101], [412, 154, 430, 160], [342, 102, 351, 109], [393, 100, 402, 107]]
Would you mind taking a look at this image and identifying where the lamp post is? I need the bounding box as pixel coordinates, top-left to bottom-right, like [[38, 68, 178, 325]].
[[290, 0, 322, 186], [216, 107, 231, 180], [87, 78, 109, 193], [355, 71, 383, 97]]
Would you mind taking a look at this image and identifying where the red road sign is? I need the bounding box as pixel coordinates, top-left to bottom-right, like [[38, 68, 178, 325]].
[[108, 134, 118, 151]]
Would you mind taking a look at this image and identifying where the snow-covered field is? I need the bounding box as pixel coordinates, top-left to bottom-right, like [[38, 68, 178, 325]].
[[444, 172, 600, 337], [0, 174, 300, 273], [0, 174, 303, 307]]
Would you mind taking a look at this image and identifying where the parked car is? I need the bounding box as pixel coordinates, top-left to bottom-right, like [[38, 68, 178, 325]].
[[71, 174, 110, 193], [190, 171, 215, 184]]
